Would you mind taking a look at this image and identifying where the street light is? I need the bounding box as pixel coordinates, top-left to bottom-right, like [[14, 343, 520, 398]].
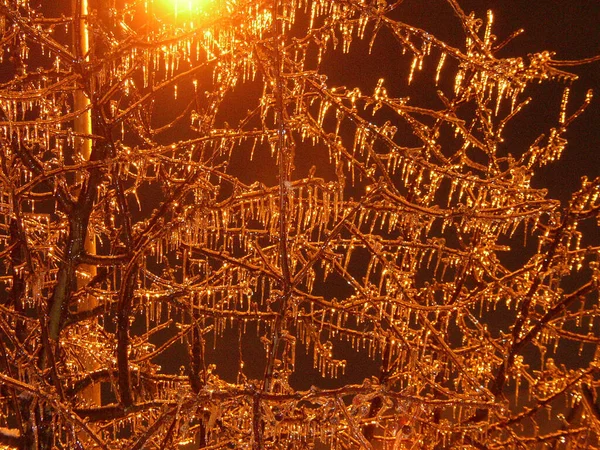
[[155, 0, 219, 20]]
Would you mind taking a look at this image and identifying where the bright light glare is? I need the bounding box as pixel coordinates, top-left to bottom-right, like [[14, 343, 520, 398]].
[[157, 0, 217, 18]]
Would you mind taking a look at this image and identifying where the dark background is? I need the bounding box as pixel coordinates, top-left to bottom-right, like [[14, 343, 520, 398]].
[[153, 0, 600, 388]]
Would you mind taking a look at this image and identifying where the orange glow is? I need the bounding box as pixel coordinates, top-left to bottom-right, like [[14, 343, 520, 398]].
[[157, 0, 217, 18]]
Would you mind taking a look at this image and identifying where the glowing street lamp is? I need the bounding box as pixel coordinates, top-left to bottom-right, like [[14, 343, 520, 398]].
[[155, 0, 219, 20]]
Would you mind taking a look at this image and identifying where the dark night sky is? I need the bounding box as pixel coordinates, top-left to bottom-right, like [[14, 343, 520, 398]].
[[236, 0, 600, 388], [375, 0, 599, 195], [450, 2, 598, 190], [292, 0, 600, 387], [456, 0, 600, 193], [148, 0, 600, 385]]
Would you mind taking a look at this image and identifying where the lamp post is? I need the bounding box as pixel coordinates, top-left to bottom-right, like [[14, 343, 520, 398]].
[[72, 0, 100, 406]]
